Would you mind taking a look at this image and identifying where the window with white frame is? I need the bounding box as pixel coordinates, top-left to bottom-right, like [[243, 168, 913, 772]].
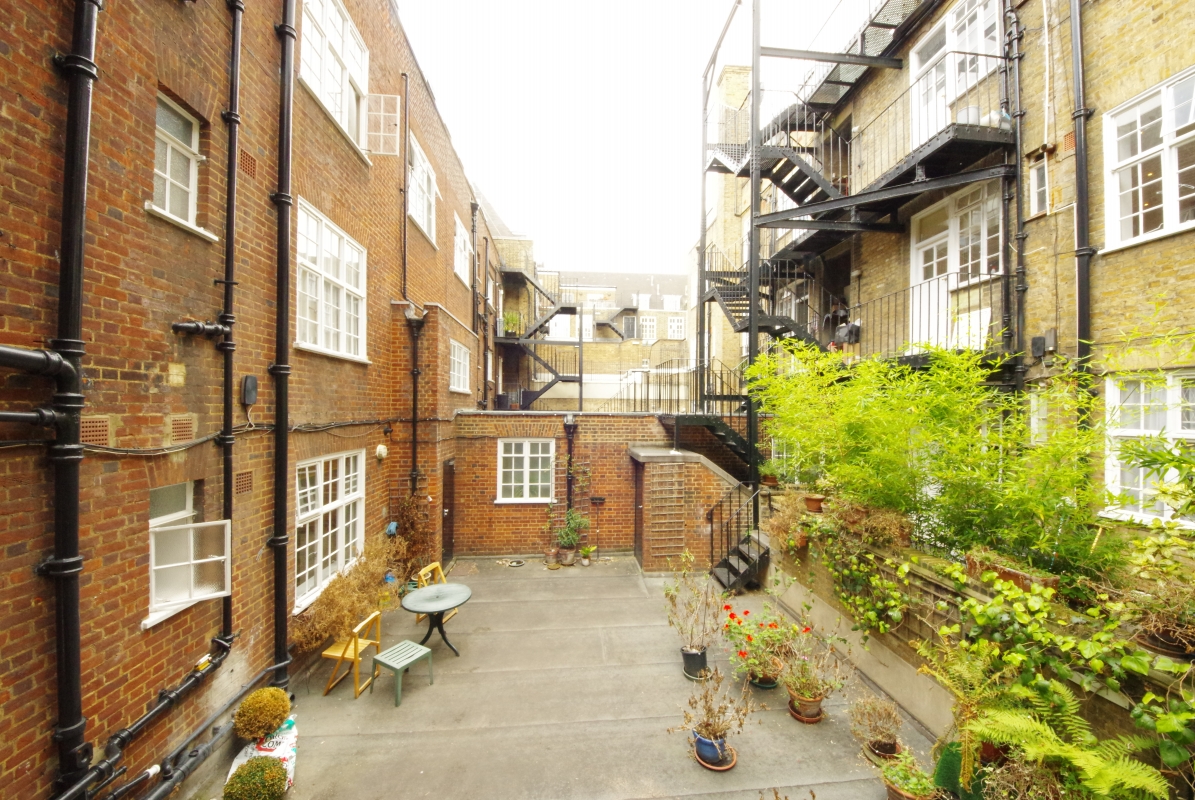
[[668, 316, 685, 339], [408, 134, 436, 240], [1104, 66, 1195, 248], [639, 315, 657, 341], [153, 96, 202, 226], [450, 339, 469, 393], [911, 181, 1002, 284], [497, 439, 554, 502], [299, 0, 369, 145], [1104, 374, 1195, 522], [295, 451, 364, 608], [1029, 160, 1048, 216], [146, 481, 230, 628], [453, 214, 471, 285], [297, 201, 366, 360]]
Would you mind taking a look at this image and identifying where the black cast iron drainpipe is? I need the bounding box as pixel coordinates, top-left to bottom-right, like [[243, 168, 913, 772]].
[[1069, 0, 1095, 369], [470, 201, 479, 335], [405, 305, 425, 495], [169, 0, 244, 641], [0, 0, 101, 788], [1005, 0, 1029, 391], [269, 0, 298, 690], [49, 635, 235, 800], [563, 414, 577, 510]]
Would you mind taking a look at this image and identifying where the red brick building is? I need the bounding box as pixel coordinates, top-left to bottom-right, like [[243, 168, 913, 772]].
[[0, 2, 743, 797]]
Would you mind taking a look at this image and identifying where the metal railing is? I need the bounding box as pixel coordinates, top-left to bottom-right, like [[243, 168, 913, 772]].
[[595, 358, 746, 417], [707, 52, 1009, 200], [707, 482, 763, 577], [825, 270, 1006, 361], [852, 51, 1009, 191]]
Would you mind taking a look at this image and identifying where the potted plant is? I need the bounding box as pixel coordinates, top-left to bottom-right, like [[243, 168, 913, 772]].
[[665, 551, 723, 680], [556, 508, 588, 566], [880, 752, 937, 800], [1123, 527, 1195, 658], [579, 545, 596, 566], [722, 602, 798, 687], [779, 630, 846, 723], [849, 694, 904, 760], [502, 310, 522, 337], [668, 667, 761, 770]]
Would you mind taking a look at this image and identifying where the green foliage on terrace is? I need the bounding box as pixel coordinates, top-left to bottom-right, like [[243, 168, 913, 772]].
[[746, 343, 1121, 586]]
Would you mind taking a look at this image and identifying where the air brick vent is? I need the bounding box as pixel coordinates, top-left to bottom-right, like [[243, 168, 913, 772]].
[[1063, 130, 1075, 152], [238, 149, 257, 179], [234, 470, 254, 496], [80, 416, 111, 447], [168, 414, 196, 444]]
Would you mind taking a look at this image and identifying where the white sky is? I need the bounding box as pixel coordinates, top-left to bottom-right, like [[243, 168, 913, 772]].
[[394, 1, 883, 275]]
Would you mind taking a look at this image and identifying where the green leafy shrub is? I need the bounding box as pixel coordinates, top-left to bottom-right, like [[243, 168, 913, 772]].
[[233, 688, 290, 740], [880, 751, 937, 798], [223, 756, 287, 800]]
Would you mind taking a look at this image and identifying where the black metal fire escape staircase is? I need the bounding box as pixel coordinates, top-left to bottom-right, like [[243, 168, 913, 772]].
[[496, 268, 579, 409]]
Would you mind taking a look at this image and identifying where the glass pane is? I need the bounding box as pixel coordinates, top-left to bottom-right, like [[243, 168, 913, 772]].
[[917, 206, 949, 242], [1140, 103, 1163, 150], [193, 524, 225, 560], [193, 560, 226, 596], [323, 459, 339, 505], [155, 138, 168, 174], [297, 464, 319, 515], [1176, 76, 1195, 136], [153, 174, 167, 209], [915, 26, 946, 67], [1117, 116, 1139, 161], [1179, 139, 1195, 224], [1183, 380, 1195, 430], [154, 564, 191, 605], [154, 527, 191, 566], [150, 483, 189, 521], [169, 184, 188, 218], [169, 146, 190, 186], [156, 99, 194, 146]]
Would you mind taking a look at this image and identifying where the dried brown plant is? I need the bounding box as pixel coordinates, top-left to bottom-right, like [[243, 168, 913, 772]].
[[290, 527, 423, 653], [848, 693, 903, 747], [664, 551, 724, 652], [764, 493, 809, 550], [669, 666, 763, 746], [980, 757, 1073, 800]]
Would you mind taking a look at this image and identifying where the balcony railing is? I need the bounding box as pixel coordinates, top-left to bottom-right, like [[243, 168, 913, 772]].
[[596, 359, 745, 417]]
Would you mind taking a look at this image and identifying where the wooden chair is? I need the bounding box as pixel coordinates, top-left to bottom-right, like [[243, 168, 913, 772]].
[[321, 610, 382, 698], [413, 561, 457, 625]]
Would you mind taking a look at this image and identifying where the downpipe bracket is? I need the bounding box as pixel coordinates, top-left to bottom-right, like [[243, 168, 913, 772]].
[[36, 555, 85, 578]]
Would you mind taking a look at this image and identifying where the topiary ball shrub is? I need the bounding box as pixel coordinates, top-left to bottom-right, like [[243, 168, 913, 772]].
[[223, 756, 287, 800], [233, 687, 290, 740]]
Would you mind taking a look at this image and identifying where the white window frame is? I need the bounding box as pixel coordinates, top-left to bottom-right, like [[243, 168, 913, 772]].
[[496, 438, 555, 504], [1029, 160, 1049, 216], [668, 316, 685, 340], [408, 133, 437, 242], [639, 315, 657, 341], [299, 0, 370, 150], [296, 199, 368, 362], [1103, 65, 1195, 251], [450, 339, 470, 394], [144, 482, 231, 629], [151, 96, 208, 233], [910, 180, 1003, 286], [1104, 373, 1195, 526], [453, 214, 472, 285], [294, 450, 366, 611]]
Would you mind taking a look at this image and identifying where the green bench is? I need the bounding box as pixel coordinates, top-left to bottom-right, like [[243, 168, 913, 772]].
[[370, 640, 433, 706]]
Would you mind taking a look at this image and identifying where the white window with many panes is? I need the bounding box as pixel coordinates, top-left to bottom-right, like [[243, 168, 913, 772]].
[[145, 481, 230, 629], [668, 316, 685, 340], [497, 439, 554, 503], [1104, 66, 1195, 249], [408, 134, 437, 241], [295, 450, 364, 609], [296, 199, 366, 361], [450, 339, 469, 393], [149, 96, 217, 241], [1105, 374, 1195, 524], [639, 315, 657, 341], [453, 214, 471, 285], [299, 0, 369, 147]]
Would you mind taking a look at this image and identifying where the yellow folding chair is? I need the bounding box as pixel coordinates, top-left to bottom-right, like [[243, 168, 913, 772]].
[[321, 610, 382, 698], [413, 562, 458, 625]]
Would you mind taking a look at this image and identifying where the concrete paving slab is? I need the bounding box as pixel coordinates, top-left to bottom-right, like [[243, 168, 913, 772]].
[[195, 556, 932, 800]]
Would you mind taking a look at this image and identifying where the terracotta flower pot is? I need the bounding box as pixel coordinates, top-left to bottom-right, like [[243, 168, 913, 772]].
[[787, 694, 824, 722], [868, 740, 903, 760], [1137, 629, 1195, 660], [803, 494, 826, 513], [884, 783, 933, 800], [558, 547, 577, 566]]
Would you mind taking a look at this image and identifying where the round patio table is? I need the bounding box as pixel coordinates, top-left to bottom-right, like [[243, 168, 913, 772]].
[[401, 583, 472, 657]]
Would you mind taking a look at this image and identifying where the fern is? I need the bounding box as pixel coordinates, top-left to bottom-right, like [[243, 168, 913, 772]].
[[967, 681, 1167, 799]]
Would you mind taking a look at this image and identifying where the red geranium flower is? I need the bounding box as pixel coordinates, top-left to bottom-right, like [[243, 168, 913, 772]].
[[742, 610, 750, 616], [746, 634, 753, 642], [724, 604, 732, 611], [736, 619, 742, 625], [738, 650, 748, 658], [728, 612, 736, 619], [802, 626, 812, 633], [769, 622, 778, 629]]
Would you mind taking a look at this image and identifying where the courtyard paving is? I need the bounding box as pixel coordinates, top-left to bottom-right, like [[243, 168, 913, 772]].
[[228, 556, 933, 799]]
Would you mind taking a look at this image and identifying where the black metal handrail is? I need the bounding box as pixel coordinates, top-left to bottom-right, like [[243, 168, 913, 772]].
[[707, 481, 761, 574]]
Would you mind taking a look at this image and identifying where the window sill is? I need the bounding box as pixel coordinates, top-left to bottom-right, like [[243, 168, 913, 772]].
[[1101, 222, 1195, 256], [1099, 508, 1194, 529], [142, 600, 200, 630], [144, 203, 219, 243], [297, 75, 373, 168], [409, 215, 438, 249], [294, 341, 371, 365], [494, 497, 555, 505], [450, 387, 471, 395]]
